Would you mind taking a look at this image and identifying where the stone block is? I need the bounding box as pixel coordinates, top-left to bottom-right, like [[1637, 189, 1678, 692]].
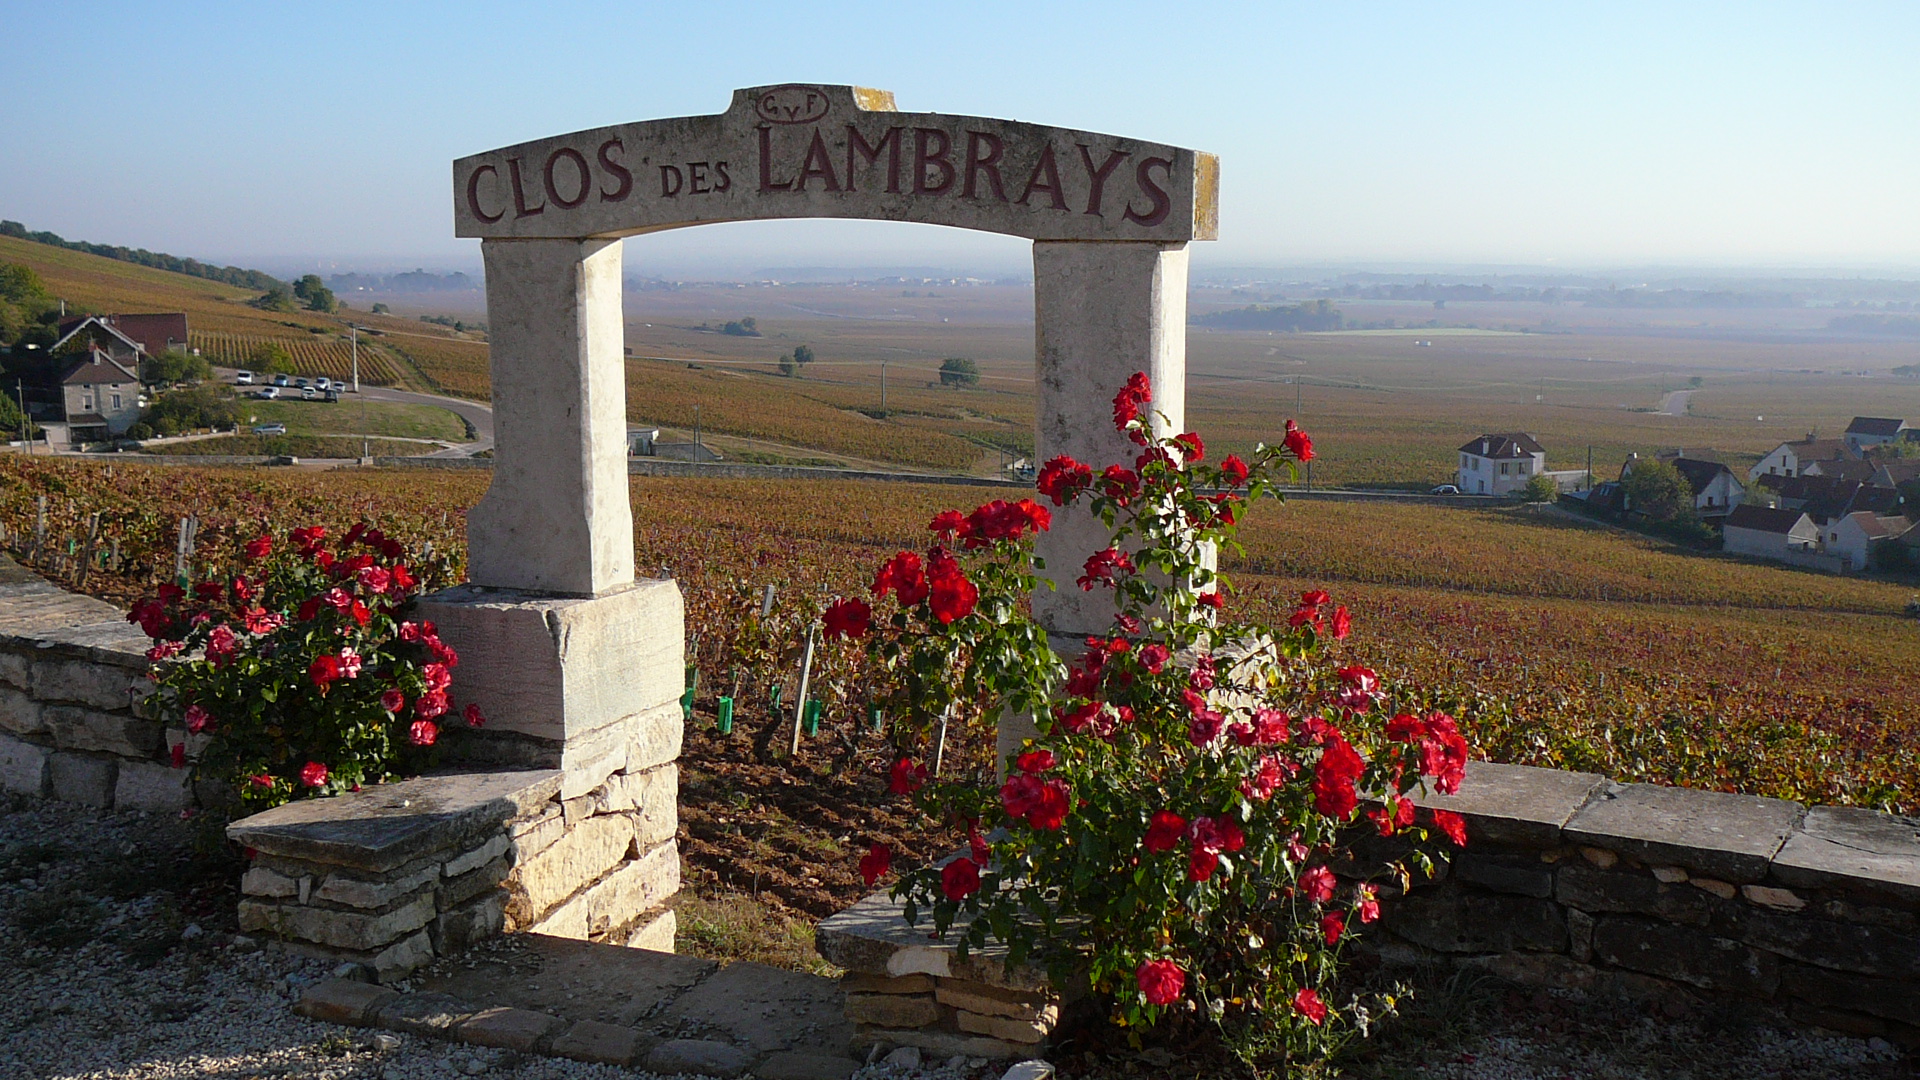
[[433, 891, 506, 953], [442, 854, 512, 909], [528, 840, 678, 940], [1554, 863, 1715, 926], [956, 1010, 1049, 1044], [0, 685, 44, 735], [1771, 805, 1920, 904], [241, 867, 303, 899], [1738, 910, 1920, 979], [1409, 761, 1608, 848], [510, 810, 635, 922], [934, 981, 1057, 1023], [373, 991, 478, 1035], [562, 792, 599, 827], [843, 972, 936, 995], [549, 1019, 646, 1065], [1562, 783, 1803, 884], [1782, 963, 1920, 1026], [1454, 851, 1555, 898], [1457, 952, 1698, 1008], [625, 906, 676, 952], [0, 650, 30, 689], [645, 1038, 753, 1078], [414, 581, 684, 745], [226, 770, 560, 873], [445, 834, 512, 878], [1567, 908, 1595, 963], [1742, 885, 1806, 912], [845, 992, 940, 1028], [1591, 916, 1779, 996], [627, 763, 678, 847], [43, 705, 161, 758], [511, 805, 565, 859], [292, 979, 396, 1025], [48, 751, 115, 807], [816, 888, 1053, 993], [625, 703, 683, 775], [111, 760, 189, 811], [662, 958, 854, 1055], [1692, 877, 1737, 899], [313, 863, 441, 910], [456, 1006, 564, 1052], [238, 892, 436, 952], [0, 732, 50, 797], [854, 1026, 1030, 1061], [1384, 889, 1566, 955], [755, 1051, 861, 1080], [560, 720, 629, 801], [31, 657, 141, 711]]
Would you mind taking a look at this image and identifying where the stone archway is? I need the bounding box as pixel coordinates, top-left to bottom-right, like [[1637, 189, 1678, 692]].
[[422, 85, 1219, 942]]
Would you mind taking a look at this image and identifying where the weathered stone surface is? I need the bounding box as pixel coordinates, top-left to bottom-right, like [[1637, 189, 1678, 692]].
[[420, 582, 684, 743], [1563, 784, 1803, 884], [1000, 1062, 1056, 1080], [625, 906, 676, 953], [455, 86, 1216, 245], [239, 892, 436, 951], [0, 650, 30, 689], [1781, 963, 1920, 1026], [1737, 910, 1920, 979], [512, 812, 637, 923], [374, 991, 479, 1035], [0, 685, 44, 734], [442, 854, 511, 910], [956, 1010, 1049, 1044], [0, 732, 50, 797], [1592, 916, 1779, 996], [112, 759, 190, 811], [293, 979, 396, 1025], [845, 992, 940, 1028], [43, 705, 160, 758], [1457, 952, 1697, 1007], [550, 1019, 647, 1065], [1384, 890, 1566, 955], [311, 863, 440, 910], [934, 981, 1056, 1023], [645, 1038, 753, 1078], [663, 959, 853, 1055], [816, 889, 1053, 993], [226, 770, 560, 873], [843, 972, 935, 995], [433, 891, 506, 953], [457, 1006, 563, 1052], [1771, 806, 1920, 904], [1567, 907, 1595, 963], [1555, 863, 1715, 925], [511, 805, 565, 859], [48, 751, 115, 807], [625, 704, 683, 776], [626, 764, 678, 847], [1742, 885, 1806, 912], [241, 867, 302, 898], [1454, 851, 1555, 898], [1411, 761, 1608, 849], [1580, 847, 1618, 869], [854, 1027, 1030, 1061], [560, 719, 629, 802], [417, 932, 714, 1029], [1692, 877, 1737, 899], [31, 657, 141, 711], [754, 1051, 861, 1080], [527, 841, 678, 940], [445, 834, 513, 878]]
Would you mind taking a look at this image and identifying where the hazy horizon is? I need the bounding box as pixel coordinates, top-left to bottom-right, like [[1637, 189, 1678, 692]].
[[5, 2, 1918, 274]]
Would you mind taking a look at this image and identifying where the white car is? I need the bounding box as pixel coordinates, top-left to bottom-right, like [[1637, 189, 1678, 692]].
[[255, 387, 280, 400], [314, 377, 331, 391], [235, 370, 255, 385], [301, 386, 321, 400]]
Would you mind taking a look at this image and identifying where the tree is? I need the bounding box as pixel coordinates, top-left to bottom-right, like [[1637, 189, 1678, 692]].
[[248, 342, 295, 375], [254, 287, 297, 312], [792, 344, 814, 367], [142, 349, 213, 386], [939, 357, 981, 387], [1522, 473, 1559, 502], [1621, 460, 1696, 522], [371, 303, 391, 315], [140, 384, 236, 435]]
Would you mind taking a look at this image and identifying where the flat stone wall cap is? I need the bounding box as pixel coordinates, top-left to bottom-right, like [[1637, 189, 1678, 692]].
[[1563, 783, 1804, 884], [1409, 761, 1607, 848], [1771, 805, 1920, 903], [292, 979, 397, 1026], [226, 769, 561, 872], [456, 1006, 564, 1052]]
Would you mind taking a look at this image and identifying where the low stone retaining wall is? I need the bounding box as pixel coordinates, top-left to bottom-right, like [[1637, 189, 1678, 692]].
[[0, 556, 184, 811], [227, 767, 679, 980]]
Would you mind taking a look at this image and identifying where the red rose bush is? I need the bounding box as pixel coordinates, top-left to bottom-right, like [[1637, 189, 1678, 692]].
[[830, 373, 1470, 1063], [131, 523, 475, 810]]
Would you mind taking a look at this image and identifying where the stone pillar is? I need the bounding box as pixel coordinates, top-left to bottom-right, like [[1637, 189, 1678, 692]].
[[1004, 241, 1188, 765], [1029, 240, 1189, 637], [467, 238, 633, 597]]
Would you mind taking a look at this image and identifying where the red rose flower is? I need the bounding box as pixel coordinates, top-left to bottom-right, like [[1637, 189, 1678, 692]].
[[1098, 465, 1141, 505], [205, 625, 239, 667], [1330, 605, 1351, 640], [1357, 884, 1381, 923], [422, 662, 452, 692], [381, 689, 406, 713], [415, 689, 449, 720], [888, 758, 927, 796], [1219, 454, 1249, 487], [170, 743, 186, 769], [1284, 419, 1314, 462], [185, 704, 212, 734], [1419, 712, 1470, 795], [1431, 808, 1469, 847], [1136, 958, 1183, 1006], [409, 719, 438, 747], [927, 565, 978, 624], [859, 842, 891, 886], [940, 857, 981, 900], [244, 535, 272, 560], [1240, 755, 1292, 802], [1173, 431, 1204, 463], [299, 761, 329, 788], [1313, 734, 1365, 818], [1112, 372, 1152, 438], [1015, 749, 1055, 774], [1196, 590, 1225, 611], [927, 510, 967, 539], [1143, 810, 1187, 853], [1321, 910, 1346, 946], [1076, 547, 1134, 591], [1137, 643, 1170, 673], [1293, 987, 1328, 1024], [308, 653, 342, 692], [1300, 864, 1336, 904], [464, 703, 486, 729], [1035, 455, 1093, 506], [822, 598, 871, 640], [872, 551, 929, 606]]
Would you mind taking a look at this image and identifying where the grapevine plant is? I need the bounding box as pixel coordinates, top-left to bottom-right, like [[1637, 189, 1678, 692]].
[[825, 373, 1470, 1064], [128, 523, 478, 810]]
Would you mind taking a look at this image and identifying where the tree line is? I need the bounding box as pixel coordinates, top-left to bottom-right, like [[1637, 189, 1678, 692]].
[[0, 220, 283, 292]]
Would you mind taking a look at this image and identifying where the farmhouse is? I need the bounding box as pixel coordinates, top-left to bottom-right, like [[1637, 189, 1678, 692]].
[[1747, 436, 1858, 481], [49, 348, 143, 442], [1873, 459, 1920, 490], [1640, 454, 1744, 518], [1456, 433, 1545, 495], [56, 312, 190, 361], [1843, 415, 1911, 454], [1823, 510, 1914, 572], [1722, 504, 1819, 561]]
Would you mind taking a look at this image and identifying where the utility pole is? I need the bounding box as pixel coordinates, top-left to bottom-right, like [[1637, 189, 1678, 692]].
[[1295, 377, 1302, 413], [693, 404, 701, 464], [350, 325, 360, 393], [880, 361, 887, 414], [15, 380, 28, 454]]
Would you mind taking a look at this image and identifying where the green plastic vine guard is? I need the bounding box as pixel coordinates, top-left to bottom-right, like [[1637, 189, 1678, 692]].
[[867, 703, 885, 733], [802, 698, 822, 736], [769, 684, 783, 719], [716, 696, 734, 735], [680, 665, 698, 721]]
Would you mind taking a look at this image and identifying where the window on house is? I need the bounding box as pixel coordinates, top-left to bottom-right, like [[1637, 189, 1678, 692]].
[[82, 396, 93, 411], [111, 394, 121, 410], [1500, 463, 1509, 475]]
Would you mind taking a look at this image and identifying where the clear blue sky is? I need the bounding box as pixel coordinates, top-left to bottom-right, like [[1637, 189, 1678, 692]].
[[3, 1, 1917, 275]]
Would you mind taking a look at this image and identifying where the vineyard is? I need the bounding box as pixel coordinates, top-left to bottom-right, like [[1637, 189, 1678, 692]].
[[0, 456, 1913, 817], [189, 331, 412, 387], [382, 333, 492, 399]]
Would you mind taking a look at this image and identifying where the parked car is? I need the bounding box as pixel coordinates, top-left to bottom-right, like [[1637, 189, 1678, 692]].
[[314, 377, 332, 391], [301, 386, 321, 400], [294, 378, 312, 389], [1429, 484, 1461, 495], [272, 374, 292, 388], [252, 423, 288, 435], [235, 370, 255, 385], [323, 389, 342, 403], [255, 387, 280, 400]]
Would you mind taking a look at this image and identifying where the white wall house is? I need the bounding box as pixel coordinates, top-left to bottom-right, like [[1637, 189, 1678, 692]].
[[1843, 417, 1910, 455], [1824, 511, 1914, 572], [1723, 504, 1820, 560], [1748, 438, 1857, 482], [1457, 433, 1547, 496], [1665, 457, 1745, 517]]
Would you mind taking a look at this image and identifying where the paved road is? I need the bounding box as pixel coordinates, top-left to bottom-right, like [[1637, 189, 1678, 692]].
[[1657, 389, 1695, 416]]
